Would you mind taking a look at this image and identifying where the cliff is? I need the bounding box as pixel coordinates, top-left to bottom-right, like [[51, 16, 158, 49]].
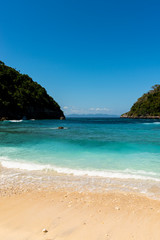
[[121, 85, 160, 119], [0, 61, 65, 120]]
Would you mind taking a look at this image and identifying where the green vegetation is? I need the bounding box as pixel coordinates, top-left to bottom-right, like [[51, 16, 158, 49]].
[[0, 61, 65, 120], [121, 85, 160, 118]]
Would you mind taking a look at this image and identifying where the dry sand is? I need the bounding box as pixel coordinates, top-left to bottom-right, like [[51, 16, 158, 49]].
[[0, 189, 160, 240]]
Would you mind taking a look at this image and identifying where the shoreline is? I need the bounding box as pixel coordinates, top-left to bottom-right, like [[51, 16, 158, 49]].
[[1, 165, 160, 239], [1, 163, 160, 200], [120, 114, 160, 119]]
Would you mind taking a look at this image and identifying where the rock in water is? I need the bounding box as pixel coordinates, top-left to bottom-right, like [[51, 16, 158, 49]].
[[0, 61, 65, 120]]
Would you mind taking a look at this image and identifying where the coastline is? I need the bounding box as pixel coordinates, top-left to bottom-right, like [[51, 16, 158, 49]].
[[1, 164, 160, 199], [1, 166, 160, 239], [120, 114, 160, 119]]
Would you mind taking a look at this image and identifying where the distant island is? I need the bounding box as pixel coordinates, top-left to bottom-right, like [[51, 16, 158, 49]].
[[0, 61, 65, 120], [66, 114, 119, 118], [121, 85, 160, 119]]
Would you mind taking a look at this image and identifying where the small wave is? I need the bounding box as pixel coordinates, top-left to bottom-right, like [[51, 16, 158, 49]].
[[0, 157, 160, 182], [123, 168, 158, 176], [53, 167, 160, 181], [143, 122, 160, 125], [9, 120, 23, 123], [0, 158, 51, 171]]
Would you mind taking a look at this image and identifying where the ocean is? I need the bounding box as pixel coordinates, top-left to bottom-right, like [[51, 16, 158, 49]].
[[1, 118, 160, 198]]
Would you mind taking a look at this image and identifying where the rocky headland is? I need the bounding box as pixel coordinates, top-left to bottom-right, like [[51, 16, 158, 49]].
[[121, 85, 160, 119], [0, 61, 65, 120]]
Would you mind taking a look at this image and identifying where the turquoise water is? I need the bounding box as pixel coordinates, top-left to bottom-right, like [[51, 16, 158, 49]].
[[0, 118, 160, 182]]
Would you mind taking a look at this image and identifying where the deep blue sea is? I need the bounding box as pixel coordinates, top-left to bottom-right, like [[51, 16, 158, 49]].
[[1, 118, 160, 197]]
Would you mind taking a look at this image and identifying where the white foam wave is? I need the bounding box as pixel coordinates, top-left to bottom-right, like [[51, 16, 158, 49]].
[[123, 168, 158, 176], [0, 158, 51, 171], [143, 122, 160, 125], [0, 157, 160, 182], [9, 120, 23, 123], [53, 167, 160, 181]]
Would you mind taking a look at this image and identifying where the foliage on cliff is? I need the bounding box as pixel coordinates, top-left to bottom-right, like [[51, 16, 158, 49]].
[[121, 85, 160, 118], [0, 61, 64, 119]]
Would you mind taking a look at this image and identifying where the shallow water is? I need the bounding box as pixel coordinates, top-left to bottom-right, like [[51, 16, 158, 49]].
[[0, 118, 160, 198]]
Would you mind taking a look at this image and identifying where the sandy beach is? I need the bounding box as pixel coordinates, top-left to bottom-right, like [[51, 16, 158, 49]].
[[0, 187, 160, 240]]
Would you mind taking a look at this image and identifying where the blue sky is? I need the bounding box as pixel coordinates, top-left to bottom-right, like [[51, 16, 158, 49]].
[[1, 0, 160, 115]]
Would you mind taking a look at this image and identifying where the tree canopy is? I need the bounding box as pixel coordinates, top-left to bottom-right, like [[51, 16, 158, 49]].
[[121, 85, 160, 118], [0, 61, 64, 120]]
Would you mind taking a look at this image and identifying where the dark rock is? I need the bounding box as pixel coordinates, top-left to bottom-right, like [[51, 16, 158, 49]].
[[0, 117, 8, 121], [60, 116, 65, 120]]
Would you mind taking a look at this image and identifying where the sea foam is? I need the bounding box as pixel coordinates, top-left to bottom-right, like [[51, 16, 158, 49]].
[[143, 122, 160, 125], [9, 120, 23, 123], [0, 157, 160, 182]]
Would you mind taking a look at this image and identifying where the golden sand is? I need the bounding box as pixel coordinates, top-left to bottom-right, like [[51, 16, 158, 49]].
[[0, 189, 160, 240]]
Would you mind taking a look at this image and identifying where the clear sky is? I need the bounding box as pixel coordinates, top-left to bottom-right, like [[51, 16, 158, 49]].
[[1, 0, 160, 115]]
